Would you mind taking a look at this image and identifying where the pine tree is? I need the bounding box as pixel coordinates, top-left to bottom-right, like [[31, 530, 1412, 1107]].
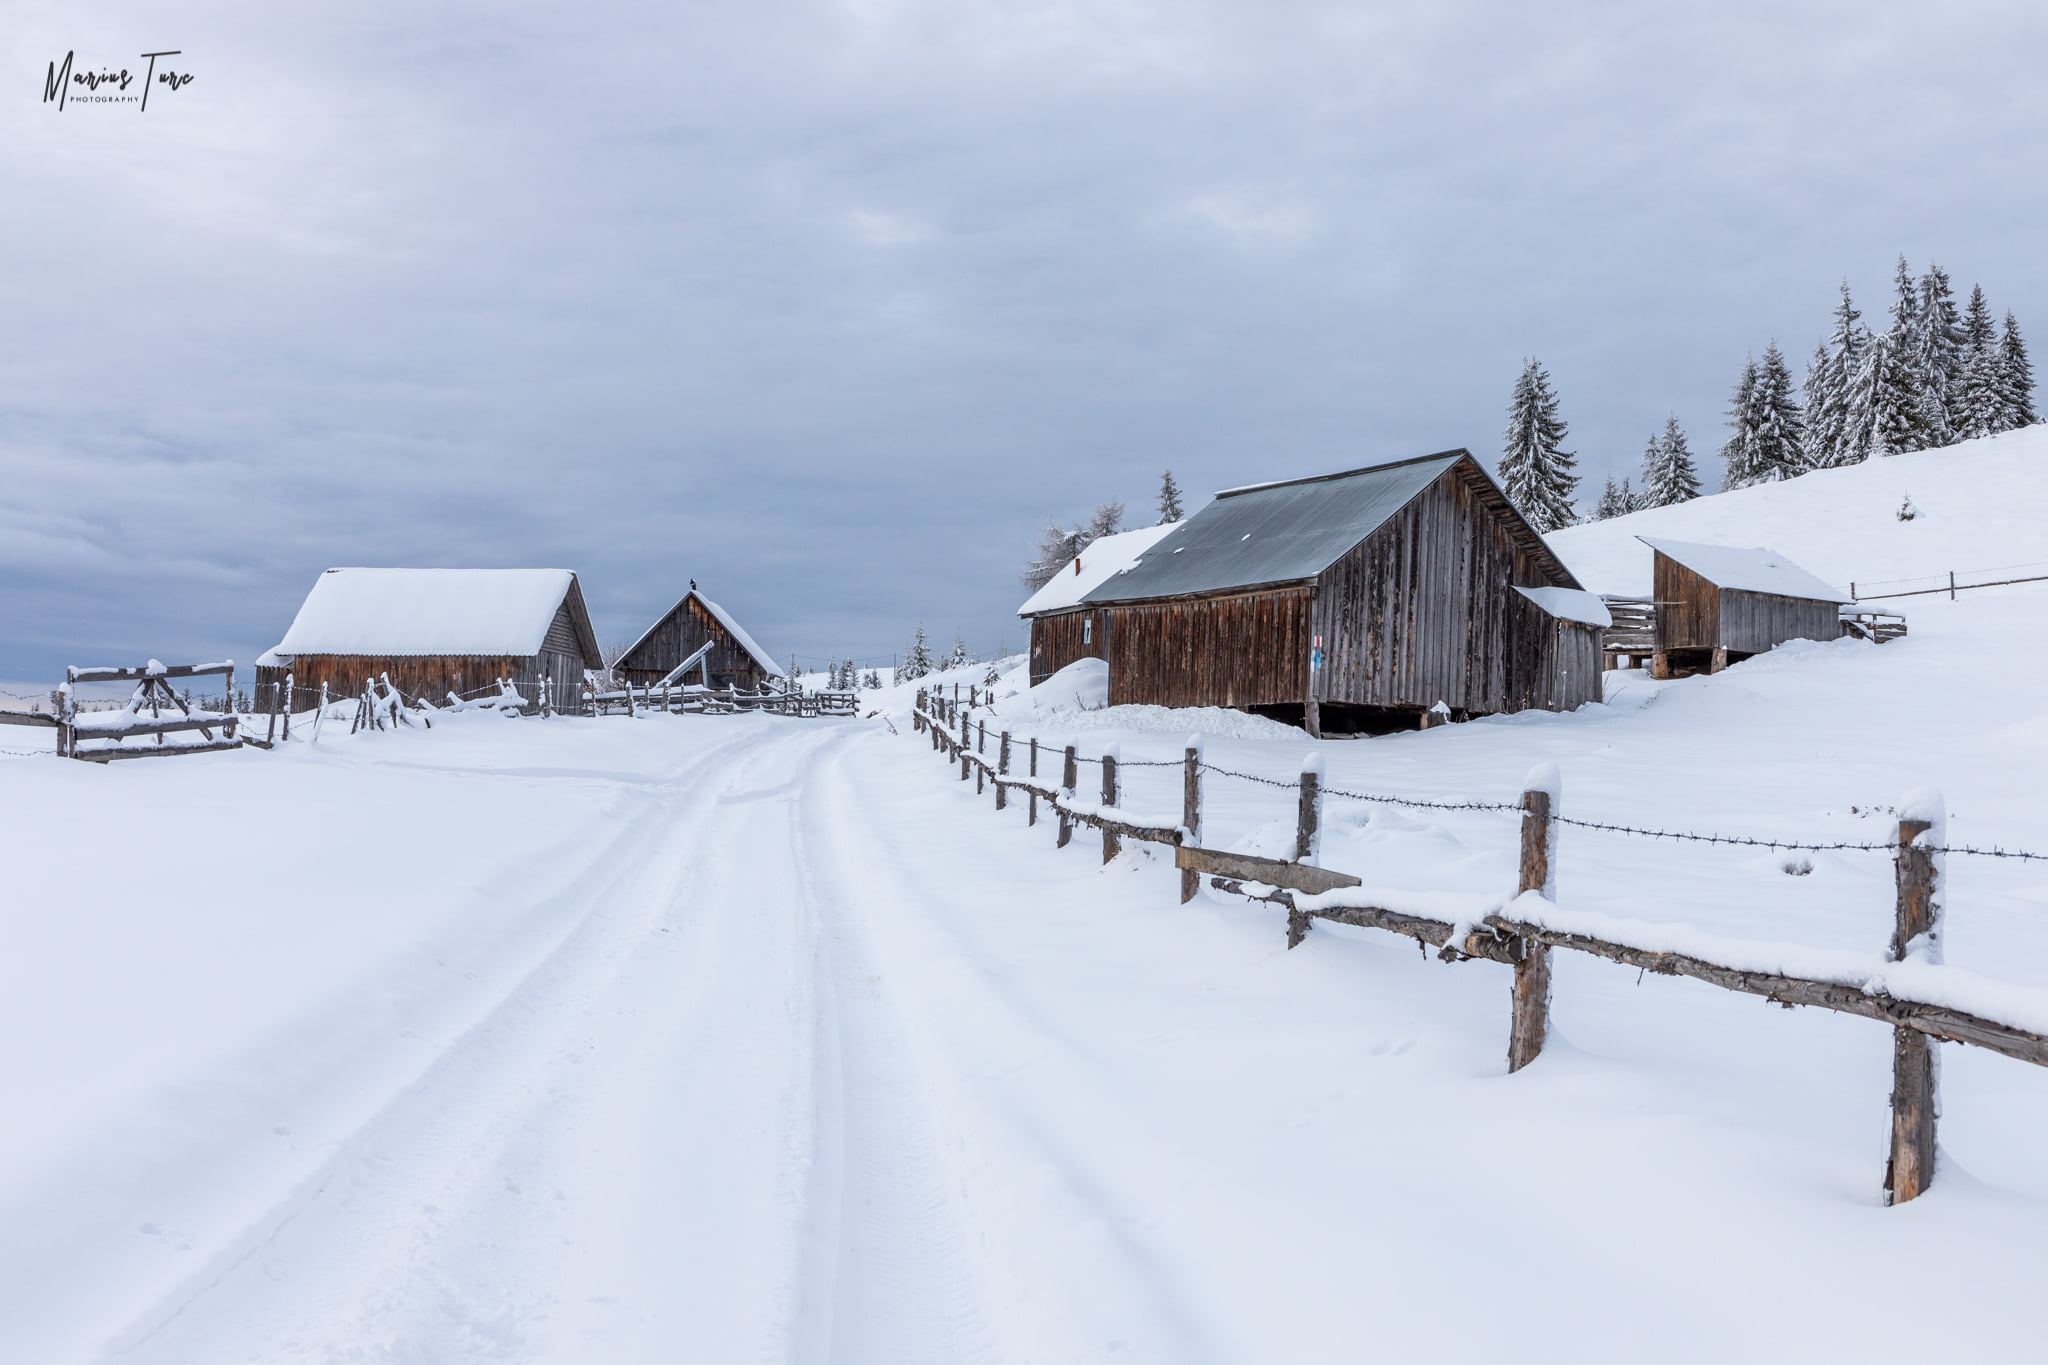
[[1910, 263, 1963, 447], [1156, 469, 1185, 524], [1998, 311, 2038, 429], [1952, 285, 1999, 441], [1498, 358, 1579, 531], [863, 669, 882, 690], [947, 635, 972, 671], [903, 623, 935, 680], [1752, 343, 1807, 479], [1848, 328, 1922, 457], [1591, 477, 1629, 521], [1719, 356, 1762, 489], [1801, 283, 1863, 467], [1880, 256, 1925, 450], [1639, 414, 1701, 506]]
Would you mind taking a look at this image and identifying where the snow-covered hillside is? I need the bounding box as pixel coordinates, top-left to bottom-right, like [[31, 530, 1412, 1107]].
[[1550, 425, 2048, 596]]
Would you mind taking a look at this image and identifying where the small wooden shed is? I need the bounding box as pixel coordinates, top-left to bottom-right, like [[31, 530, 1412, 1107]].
[[615, 589, 784, 692], [257, 568, 602, 710], [1077, 450, 1603, 734], [1017, 522, 1180, 687], [1639, 537, 1853, 678]]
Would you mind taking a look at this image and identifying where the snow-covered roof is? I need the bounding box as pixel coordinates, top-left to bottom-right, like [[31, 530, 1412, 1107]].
[[622, 590, 785, 677], [1638, 537, 1852, 604], [1016, 522, 1181, 617], [1514, 585, 1613, 628], [264, 569, 589, 661]]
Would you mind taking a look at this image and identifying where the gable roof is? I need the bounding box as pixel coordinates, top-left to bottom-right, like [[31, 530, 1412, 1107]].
[[1080, 450, 1579, 604], [1639, 537, 1852, 604], [622, 589, 785, 677], [263, 568, 600, 662], [1016, 522, 1180, 618]]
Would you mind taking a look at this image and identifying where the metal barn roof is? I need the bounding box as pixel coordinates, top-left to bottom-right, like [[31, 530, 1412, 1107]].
[[1079, 451, 1571, 604]]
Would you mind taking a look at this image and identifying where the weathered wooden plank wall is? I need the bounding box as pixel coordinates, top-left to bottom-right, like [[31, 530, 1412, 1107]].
[[1101, 588, 1311, 709], [1028, 609, 1106, 686], [257, 654, 556, 707], [1654, 556, 1720, 653], [619, 598, 770, 690], [1719, 588, 1841, 655]]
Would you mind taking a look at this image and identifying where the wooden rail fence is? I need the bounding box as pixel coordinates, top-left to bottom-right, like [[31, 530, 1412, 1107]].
[[911, 688, 2045, 1206]]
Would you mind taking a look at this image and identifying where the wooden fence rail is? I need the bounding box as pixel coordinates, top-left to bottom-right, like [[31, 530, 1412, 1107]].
[[911, 689, 2037, 1206]]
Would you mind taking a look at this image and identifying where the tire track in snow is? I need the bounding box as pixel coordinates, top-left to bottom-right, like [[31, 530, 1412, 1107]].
[[93, 720, 843, 1363]]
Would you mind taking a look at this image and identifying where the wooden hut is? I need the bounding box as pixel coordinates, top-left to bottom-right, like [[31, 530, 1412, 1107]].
[[257, 568, 602, 709], [615, 588, 784, 692], [1017, 522, 1179, 687], [1639, 537, 1853, 678], [1076, 450, 1604, 735]]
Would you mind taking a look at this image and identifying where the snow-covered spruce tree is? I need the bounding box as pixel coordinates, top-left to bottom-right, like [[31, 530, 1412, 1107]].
[[863, 669, 882, 690], [1638, 414, 1701, 506], [1910, 263, 1963, 448], [983, 661, 999, 688], [1804, 283, 1869, 467], [1156, 469, 1184, 524], [1590, 477, 1629, 520], [1753, 343, 1807, 480], [1998, 311, 2038, 429], [1952, 284, 1999, 441], [947, 635, 972, 672], [1719, 356, 1762, 489], [1848, 327, 1923, 457], [903, 623, 936, 680], [1498, 358, 1579, 531], [1880, 256, 1926, 450]]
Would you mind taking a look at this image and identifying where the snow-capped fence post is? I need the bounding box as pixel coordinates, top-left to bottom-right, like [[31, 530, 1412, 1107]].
[[312, 681, 328, 744], [1181, 737, 1203, 904], [996, 731, 1011, 810], [1507, 765, 1560, 1074], [1101, 744, 1121, 863], [1296, 755, 1323, 862], [978, 721, 986, 754], [1058, 745, 1077, 848], [281, 673, 294, 741], [959, 711, 971, 781], [1028, 738, 1039, 826], [1886, 791, 1945, 1206]]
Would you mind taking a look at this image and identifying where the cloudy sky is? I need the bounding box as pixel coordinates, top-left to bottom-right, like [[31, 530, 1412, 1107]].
[[3, 1, 2044, 679]]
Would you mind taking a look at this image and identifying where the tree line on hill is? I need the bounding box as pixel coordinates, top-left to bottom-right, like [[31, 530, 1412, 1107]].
[[1017, 468, 1185, 594], [1501, 256, 2039, 531]]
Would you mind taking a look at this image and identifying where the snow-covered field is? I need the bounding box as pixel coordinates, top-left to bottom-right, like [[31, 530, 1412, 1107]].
[[6, 432, 2048, 1362]]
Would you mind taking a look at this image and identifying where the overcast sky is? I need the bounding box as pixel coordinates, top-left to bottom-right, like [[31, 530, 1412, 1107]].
[[4, 0, 2045, 679]]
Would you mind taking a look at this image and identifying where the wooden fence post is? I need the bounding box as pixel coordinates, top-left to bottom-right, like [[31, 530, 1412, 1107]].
[[1057, 744, 1077, 848], [1507, 765, 1560, 1073], [996, 732, 1011, 810], [959, 712, 971, 780], [978, 721, 986, 754], [1181, 736, 1203, 904], [1028, 737, 1039, 825], [1886, 790, 1945, 1206], [1296, 753, 1323, 862], [1101, 744, 1121, 863]]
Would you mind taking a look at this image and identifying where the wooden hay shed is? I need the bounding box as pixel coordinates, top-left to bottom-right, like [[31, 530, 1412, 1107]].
[[1077, 450, 1602, 735], [257, 568, 601, 710], [1017, 522, 1180, 687], [615, 588, 784, 692], [1639, 537, 1852, 678]]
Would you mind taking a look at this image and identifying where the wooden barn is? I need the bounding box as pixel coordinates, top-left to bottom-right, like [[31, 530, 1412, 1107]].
[[1639, 537, 1853, 678], [257, 568, 602, 709], [615, 588, 784, 692], [1074, 450, 1607, 735], [1017, 522, 1180, 687]]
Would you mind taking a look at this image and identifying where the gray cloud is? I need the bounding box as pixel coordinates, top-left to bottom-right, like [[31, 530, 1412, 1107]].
[[3, 0, 2045, 676]]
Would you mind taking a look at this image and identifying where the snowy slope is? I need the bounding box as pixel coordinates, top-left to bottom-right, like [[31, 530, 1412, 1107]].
[[1548, 425, 2048, 596]]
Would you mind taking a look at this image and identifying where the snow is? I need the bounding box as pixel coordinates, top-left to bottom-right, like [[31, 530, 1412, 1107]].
[[12, 431, 2048, 1360], [692, 594, 785, 677], [1636, 536, 1853, 603], [1014, 522, 1180, 616], [1513, 584, 1613, 626], [265, 568, 578, 659]]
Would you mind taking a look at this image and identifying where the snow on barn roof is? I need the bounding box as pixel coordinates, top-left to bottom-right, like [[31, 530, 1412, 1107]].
[[1637, 537, 1852, 604], [264, 568, 584, 661], [1514, 585, 1613, 628], [622, 590, 785, 677], [1016, 522, 1180, 617]]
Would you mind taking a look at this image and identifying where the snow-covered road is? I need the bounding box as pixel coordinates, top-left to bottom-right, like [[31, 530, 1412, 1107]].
[[4, 708, 2047, 1362]]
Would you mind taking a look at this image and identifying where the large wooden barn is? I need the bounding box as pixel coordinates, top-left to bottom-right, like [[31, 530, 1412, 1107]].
[[1073, 450, 1607, 735], [615, 588, 784, 692], [257, 568, 602, 709], [1017, 522, 1179, 687], [1640, 537, 1852, 678]]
